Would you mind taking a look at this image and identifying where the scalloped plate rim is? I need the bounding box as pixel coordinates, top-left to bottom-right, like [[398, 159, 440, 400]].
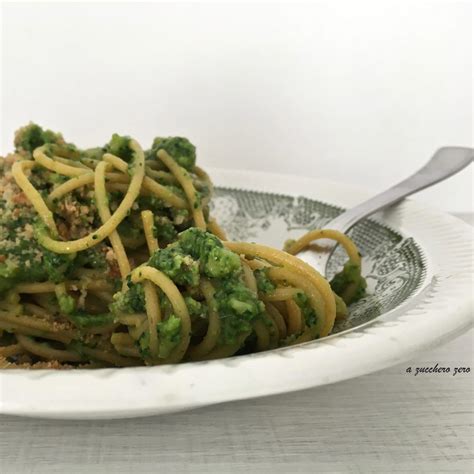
[[0, 168, 472, 419]]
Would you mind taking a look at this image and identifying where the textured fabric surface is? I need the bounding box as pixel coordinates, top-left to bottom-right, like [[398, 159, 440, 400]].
[[0, 330, 472, 473]]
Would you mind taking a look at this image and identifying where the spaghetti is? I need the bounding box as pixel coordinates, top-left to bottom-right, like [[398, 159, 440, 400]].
[[0, 123, 366, 368]]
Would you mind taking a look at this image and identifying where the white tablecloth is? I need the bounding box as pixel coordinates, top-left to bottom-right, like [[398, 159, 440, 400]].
[[1, 215, 472, 473]]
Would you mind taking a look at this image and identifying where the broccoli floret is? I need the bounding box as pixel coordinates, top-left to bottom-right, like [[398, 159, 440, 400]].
[[184, 296, 207, 319], [178, 227, 220, 257], [110, 282, 146, 314], [215, 278, 265, 345], [105, 133, 134, 162], [293, 291, 317, 327], [149, 136, 196, 171], [57, 293, 75, 314], [147, 228, 241, 285], [157, 314, 182, 358], [148, 246, 200, 287], [330, 262, 367, 305], [155, 216, 179, 245], [204, 246, 241, 279], [138, 314, 182, 359], [178, 228, 241, 278], [254, 268, 276, 295], [14, 123, 64, 153], [138, 333, 151, 359]]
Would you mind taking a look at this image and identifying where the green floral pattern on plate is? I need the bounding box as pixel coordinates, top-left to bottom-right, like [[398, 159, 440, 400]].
[[212, 187, 427, 333]]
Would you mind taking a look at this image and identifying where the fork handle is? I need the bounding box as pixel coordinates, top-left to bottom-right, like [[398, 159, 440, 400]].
[[325, 146, 473, 233]]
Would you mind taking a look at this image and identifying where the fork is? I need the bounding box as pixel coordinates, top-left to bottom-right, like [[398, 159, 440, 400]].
[[297, 147, 474, 276]]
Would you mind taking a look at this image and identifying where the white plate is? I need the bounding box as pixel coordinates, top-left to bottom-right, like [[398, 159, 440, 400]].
[[0, 169, 472, 419]]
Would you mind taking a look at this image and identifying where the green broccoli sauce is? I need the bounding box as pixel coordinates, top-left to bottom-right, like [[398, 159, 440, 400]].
[[134, 196, 191, 245], [177, 228, 241, 278], [14, 123, 63, 153], [137, 195, 168, 213], [117, 218, 143, 241], [0, 261, 36, 293], [293, 291, 317, 327], [30, 168, 68, 189], [203, 246, 241, 279], [82, 147, 104, 161], [138, 314, 182, 359], [146, 228, 241, 287], [330, 261, 367, 305], [74, 247, 107, 271], [110, 281, 146, 314], [149, 136, 196, 171], [105, 133, 134, 163], [57, 293, 75, 314], [148, 246, 200, 287], [214, 277, 265, 345], [0, 156, 108, 293], [165, 185, 187, 201], [154, 219, 178, 245], [0, 241, 77, 294], [170, 208, 190, 225], [48, 173, 69, 186], [68, 311, 115, 329], [193, 191, 201, 209], [184, 296, 208, 320], [109, 228, 263, 348], [43, 250, 77, 283], [55, 291, 114, 328], [254, 268, 276, 294], [2, 123, 371, 365], [157, 315, 181, 358]]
